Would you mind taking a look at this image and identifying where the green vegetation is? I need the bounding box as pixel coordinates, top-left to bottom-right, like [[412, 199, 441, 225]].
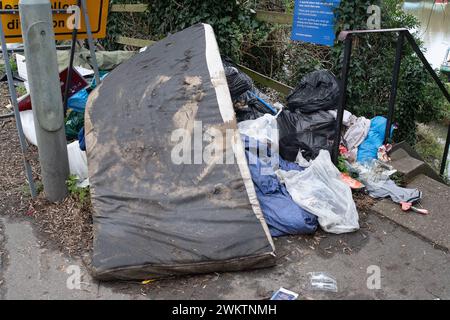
[[0, 56, 18, 73], [21, 181, 43, 198], [331, 0, 446, 145], [337, 155, 349, 173], [66, 175, 90, 205], [415, 123, 445, 172], [15, 85, 27, 96], [105, 0, 447, 146], [105, 0, 270, 63]]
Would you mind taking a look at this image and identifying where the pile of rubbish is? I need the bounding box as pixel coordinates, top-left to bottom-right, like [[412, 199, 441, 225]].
[[11, 23, 426, 281], [225, 64, 359, 236], [224, 61, 426, 238]]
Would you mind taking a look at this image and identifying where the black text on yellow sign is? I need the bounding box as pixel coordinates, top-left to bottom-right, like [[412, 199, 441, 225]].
[[0, 0, 110, 43]]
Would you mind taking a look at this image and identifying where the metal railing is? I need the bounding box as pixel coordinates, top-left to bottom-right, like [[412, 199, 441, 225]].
[[332, 28, 450, 177]]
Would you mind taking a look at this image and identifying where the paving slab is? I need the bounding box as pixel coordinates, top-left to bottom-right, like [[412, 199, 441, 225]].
[[0, 218, 144, 300], [1, 212, 449, 300], [372, 174, 450, 251], [104, 213, 450, 300]]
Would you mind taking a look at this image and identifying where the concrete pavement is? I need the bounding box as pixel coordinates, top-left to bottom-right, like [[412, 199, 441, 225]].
[[0, 213, 448, 300]]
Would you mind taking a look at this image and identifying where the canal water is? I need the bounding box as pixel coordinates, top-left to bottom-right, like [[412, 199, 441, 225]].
[[403, 0, 450, 68]]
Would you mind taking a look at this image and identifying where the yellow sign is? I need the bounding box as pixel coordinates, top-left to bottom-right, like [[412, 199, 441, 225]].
[[0, 0, 110, 43]]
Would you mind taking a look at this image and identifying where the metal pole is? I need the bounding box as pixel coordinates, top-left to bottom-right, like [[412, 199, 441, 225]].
[[441, 126, 450, 177], [405, 32, 450, 104], [80, 0, 101, 85], [63, 0, 81, 112], [19, 0, 69, 202], [385, 31, 404, 144], [0, 14, 37, 198], [332, 35, 353, 165], [404, 32, 450, 177], [0, 44, 72, 53]]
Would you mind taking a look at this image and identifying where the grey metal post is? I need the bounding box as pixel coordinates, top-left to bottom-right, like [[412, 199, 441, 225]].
[[80, 0, 101, 85], [19, 0, 69, 202], [385, 31, 404, 145], [0, 13, 37, 198], [63, 0, 82, 112], [332, 35, 353, 165]]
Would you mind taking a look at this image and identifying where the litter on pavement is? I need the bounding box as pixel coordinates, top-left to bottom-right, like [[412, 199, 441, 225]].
[[270, 288, 299, 300], [8, 21, 430, 282]]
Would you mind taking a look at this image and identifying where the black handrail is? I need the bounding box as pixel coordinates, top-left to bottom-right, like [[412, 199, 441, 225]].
[[333, 28, 450, 177]]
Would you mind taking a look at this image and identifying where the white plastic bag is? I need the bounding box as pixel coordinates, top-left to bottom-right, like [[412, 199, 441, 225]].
[[19, 112, 89, 186], [295, 150, 312, 168], [276, 150, 359, 234], [67, 141, 89, 186], [238, 113, 279, 151], [20, 110, 37, 146]]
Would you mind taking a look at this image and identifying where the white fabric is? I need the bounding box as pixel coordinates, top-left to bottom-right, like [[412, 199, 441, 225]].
[[328, 110, 354, 127], [276, 150, 359, 234], [343, 116, 371, 162], [238, 113, 279, 151], [295, 150, 312, 168]]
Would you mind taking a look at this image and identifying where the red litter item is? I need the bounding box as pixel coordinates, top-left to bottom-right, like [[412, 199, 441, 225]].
[[400, 202, 429, 215], [340, 173, 364, 190], [18, 67, 88, 112], [339, 144, 348, 155]]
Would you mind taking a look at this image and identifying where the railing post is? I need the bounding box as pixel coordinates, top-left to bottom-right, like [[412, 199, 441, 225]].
[[385, 31, 404, 144], [63, 0, 81, 113], [333, 35, 353, 165], [441, 126, 450, 177]]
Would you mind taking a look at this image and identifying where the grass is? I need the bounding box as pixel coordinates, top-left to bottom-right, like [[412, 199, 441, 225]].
[[0, 56, 18, 74], [16, 85, 27, 96]]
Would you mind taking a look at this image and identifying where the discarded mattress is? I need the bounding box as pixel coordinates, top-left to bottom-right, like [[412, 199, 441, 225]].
[[85, 24, 275, 280]]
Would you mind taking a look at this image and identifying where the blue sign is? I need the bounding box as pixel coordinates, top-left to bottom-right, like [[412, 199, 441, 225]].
[[291, 0, 341, 46]]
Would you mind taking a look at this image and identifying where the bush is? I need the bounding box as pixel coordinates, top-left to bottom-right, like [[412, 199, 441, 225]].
[[104, 0, 447, 145], [104, 0, 270, 63], [257, 0, 446, 144], [415, 123, 445, 172], [331, 0, 445, 144]]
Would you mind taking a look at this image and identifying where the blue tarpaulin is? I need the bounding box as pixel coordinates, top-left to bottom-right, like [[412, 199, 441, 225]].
[[243, 136, 318, 237]]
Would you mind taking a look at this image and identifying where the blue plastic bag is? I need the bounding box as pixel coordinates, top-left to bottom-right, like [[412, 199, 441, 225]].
[[68, 72, 109, 113], [78, 127, 86, 151], [357, 116, 393, 163], [68, 90, 89, 113]]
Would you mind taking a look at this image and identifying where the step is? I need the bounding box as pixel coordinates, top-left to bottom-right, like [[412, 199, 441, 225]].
[[390, 143, 444, 184], [371, 174, 450, 251]]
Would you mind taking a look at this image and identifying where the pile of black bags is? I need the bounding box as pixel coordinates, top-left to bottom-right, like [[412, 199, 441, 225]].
[[223, 60, 340, 163], [278, 70, 340, 161]]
